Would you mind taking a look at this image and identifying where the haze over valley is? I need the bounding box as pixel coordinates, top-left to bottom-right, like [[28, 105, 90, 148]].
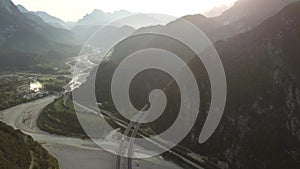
[[1, 0, 300, 169]]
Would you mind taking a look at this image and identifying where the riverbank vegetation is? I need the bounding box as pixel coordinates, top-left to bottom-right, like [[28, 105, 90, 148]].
[[37, 95, 114, 139], [37, 97, 88, 139], [0, 121, 59, 169]]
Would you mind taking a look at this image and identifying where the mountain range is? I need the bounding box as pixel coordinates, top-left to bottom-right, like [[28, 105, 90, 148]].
[[0, 0, 82, 72], [182, 0, 298, 42], [86, 0, 300, 169], [204, 4, 233, 17], [16, 4, 68, 29], [0, 0, 78, 52], [193, 2, 300, 168], [16, 5, 135, 30], [1, 0, 173, 72], [10, 0, 299, 47], [15, 4, 174, 46], [77, 9, 133, 26], [1, 0, 300, 168]]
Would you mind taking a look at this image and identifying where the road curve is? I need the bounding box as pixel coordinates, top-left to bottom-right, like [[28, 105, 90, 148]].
[[0, 96, 183, 169]]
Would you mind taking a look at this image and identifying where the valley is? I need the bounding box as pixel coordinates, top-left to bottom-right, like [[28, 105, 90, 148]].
[[0, 93, 186, 169], [1, 0, 300, 169]]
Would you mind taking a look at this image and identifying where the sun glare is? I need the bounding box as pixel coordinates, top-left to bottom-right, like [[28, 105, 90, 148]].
[[12, 0, 238, 21], [30, 81, 43, 92]]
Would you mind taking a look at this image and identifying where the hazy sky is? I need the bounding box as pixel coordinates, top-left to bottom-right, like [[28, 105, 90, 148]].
[[12, 0, 237, 22]]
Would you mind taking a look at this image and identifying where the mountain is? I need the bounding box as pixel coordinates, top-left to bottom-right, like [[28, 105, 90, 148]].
[[0, 121, 59, 169], [204, 4, 233, 17], [0, 0, 80, 72], [15, 4, 27, 12], [33, 11, 67, 28], [189, 2, 300, 168], [17, 5, 71, 29], [72, 25, 135, 50], [86, 1, 300, 169], [76, 9, 173, 29], [182, 0, 298, 42], [71, 25, 103, 41], [0, 0, 78, 52], [77, 9, 132, 26]]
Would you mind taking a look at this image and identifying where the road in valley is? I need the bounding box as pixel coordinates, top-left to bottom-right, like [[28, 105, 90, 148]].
[[0, 96, 183, 169], [0, 54, 185, 169]]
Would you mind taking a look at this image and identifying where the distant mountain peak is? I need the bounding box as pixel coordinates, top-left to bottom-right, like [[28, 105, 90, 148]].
[[16, 5, 69, 29], [113, 10, 131, 15], [35, 11, 48, 15], [180, 0, 299, 42], [90, 9, 131, 16], [16, 4, 28, 13], [91, 9, 105, 15], [78, 9, 134, 26], [204, 4, 233, 17]]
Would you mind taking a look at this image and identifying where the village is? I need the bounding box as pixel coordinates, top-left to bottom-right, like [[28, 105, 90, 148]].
[[0, 73, 70, 110]]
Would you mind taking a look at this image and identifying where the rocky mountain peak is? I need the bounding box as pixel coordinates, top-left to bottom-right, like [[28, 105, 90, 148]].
[[16, 4, 28, 13]]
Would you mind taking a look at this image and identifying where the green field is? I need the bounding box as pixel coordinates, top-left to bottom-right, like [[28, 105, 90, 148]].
[[37, 97, 88, 139], [37, 75, 71, 92], [38, 95, 112, 139]]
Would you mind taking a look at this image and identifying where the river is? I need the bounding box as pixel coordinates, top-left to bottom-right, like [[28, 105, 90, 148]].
[[0, 54, 184, 169]]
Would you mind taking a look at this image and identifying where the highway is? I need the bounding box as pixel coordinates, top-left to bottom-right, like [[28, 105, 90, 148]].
[[0, 54, 206, 169], [114, 108, 206, 169], [0, 96, 183, 169]]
